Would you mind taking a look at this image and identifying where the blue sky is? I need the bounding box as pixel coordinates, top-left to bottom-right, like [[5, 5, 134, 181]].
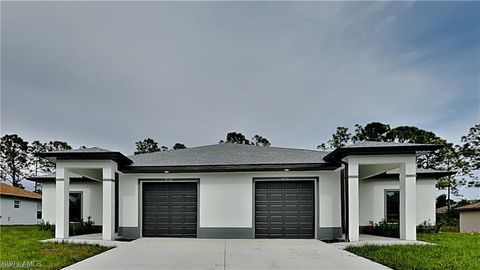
[[1, 2, 479, 198]]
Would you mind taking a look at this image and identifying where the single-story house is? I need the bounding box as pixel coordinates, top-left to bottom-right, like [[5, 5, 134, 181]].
[[0, 183, 42, 225], [28, 141, 453, 242], [457, 202, 480, 233]]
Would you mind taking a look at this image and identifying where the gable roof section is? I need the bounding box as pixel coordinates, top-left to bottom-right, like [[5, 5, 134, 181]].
[[37, 147, 133, 167], [323, 141, 443, 161], [0, 183, 42, 200], [123, 144, 339, 173]]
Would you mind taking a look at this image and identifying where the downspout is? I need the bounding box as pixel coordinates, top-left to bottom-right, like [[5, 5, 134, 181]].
[[340, 160, 350, 242]]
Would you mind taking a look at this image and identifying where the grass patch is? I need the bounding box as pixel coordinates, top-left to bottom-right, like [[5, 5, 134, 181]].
[[346, 233, 480, 270], [0, 225, 111, 270]]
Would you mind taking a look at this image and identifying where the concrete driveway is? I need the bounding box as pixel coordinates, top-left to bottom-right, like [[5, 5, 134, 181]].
[[65, 238, 389, 270]]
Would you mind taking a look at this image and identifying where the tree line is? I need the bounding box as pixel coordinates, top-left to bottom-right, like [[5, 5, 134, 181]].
[[0, 135, 72, 190], [1, 123, 478, 200], [134, 132, 271, 154]]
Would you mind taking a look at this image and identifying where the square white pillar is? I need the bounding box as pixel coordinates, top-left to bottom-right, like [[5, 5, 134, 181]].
[[399, 163, 417, 240], [55, 168, 70, 239], [347, 163, 359, 242], [102, 166, 116, 241]]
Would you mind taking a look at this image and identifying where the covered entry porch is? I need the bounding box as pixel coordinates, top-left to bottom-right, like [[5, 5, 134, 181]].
[[36, 148, 132, 241]]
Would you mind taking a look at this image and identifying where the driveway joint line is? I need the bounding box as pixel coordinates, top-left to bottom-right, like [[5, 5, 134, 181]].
[[223, 239, 227, 270]]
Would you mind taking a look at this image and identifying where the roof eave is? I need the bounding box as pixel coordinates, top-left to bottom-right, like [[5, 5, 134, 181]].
[[323, 144, 445, 162], [121, 163, 341, 173], [37, 152, 133, 167]]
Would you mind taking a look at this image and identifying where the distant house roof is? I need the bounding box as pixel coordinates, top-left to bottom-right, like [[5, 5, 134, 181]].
[[124, 144, 339, 173], [0, 183, 42, 200], [456, 202, 480, 212], [36, 147, 133, 167], [365, 168, 454, 180], [324, 141, 443, 161]]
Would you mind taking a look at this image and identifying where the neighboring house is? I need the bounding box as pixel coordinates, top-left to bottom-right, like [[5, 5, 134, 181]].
[[27, 141, 452, 242], [0, 183, 42, 225], [457, 202, 480, 233], [436, 200, 480, 214]]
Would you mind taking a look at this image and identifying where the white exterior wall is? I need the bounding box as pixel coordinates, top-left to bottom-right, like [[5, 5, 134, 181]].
[[0, 196, 41, 225], [318, 171, 342, 228], [460, 211, 480, 233], [42, 181, 103, 225], [359, 178, 436, 226], [119, 170, 342, 231]]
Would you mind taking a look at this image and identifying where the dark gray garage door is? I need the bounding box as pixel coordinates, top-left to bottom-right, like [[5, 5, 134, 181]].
[[255, 181, 314, 239], [142, 182, 197, 237]]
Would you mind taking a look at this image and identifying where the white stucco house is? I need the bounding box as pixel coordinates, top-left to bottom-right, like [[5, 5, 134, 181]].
[[0, 183, 42, 225], [28, 141, 452, 242]]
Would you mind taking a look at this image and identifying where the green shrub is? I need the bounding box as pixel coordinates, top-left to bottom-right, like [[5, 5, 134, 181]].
[[39, 217, 101, 236], [69, 217, 101, 236], [364, 220, 399, 238], [39, 220, 55, 234], [417, 220, 438, 234], [439, 225, 459, 232]]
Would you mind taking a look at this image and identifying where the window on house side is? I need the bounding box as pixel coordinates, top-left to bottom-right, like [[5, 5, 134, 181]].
[[14, 200, 20, 208], [37, 202, 42, 219], [385, 190, 400, 223], [69, 193, 82, 222]]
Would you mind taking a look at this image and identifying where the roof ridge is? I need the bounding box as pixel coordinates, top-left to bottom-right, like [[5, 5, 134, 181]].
[[129, 143, 329, 158]]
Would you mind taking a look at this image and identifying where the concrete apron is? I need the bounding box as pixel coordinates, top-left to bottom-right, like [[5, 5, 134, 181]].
[[64, 238, 390, 270]]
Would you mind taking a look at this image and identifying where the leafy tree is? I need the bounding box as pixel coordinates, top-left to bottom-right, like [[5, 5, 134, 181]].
[[220, 132, 251, 145], [0, 134, 29, 188], [134, 138, 160, 154], [160, 146, 168, 151], [252, 135, 271, 147], [173, 143, 187, 150], [319, 122, 480, 211], [352, 122, 391, 142], [435, 194, 455, 209], [28, 140, 72, 192], [318, 127, 351, 150], [458, 124, 480, 186]]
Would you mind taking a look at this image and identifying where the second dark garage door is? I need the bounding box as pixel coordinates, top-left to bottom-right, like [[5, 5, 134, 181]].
[[142, 182, 197, 237], [255, 180, 314, 239]]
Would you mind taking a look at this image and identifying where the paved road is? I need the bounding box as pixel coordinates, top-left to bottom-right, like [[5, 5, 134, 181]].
[[64, 238, 390, 270]]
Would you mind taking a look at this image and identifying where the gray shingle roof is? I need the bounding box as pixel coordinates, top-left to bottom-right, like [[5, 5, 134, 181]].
[[128, 144, 330, 166]]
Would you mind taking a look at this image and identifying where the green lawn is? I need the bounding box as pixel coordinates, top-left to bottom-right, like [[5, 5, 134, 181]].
[[346, 233, 480, 270], [0, 225, 111, 270]]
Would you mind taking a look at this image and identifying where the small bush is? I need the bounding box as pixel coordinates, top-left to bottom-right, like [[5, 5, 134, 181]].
[[417, 220, 438, 234], [69, 217, 101, 236], [439, 225, 459, 232], [39, 217, 101, 236], [39, 220, 55, 234], [364, 220, 399, 238]]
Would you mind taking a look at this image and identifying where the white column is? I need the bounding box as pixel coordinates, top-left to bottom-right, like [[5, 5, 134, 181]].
[[55, 167, 70, 239], [102, 165, 116, 241], [347, 162, 359, 242], [399, 162, 417, 240]]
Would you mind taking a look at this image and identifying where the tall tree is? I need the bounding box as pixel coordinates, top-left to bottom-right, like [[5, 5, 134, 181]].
[[352, 122, 391, 142], [134, 138, 160, 154], [172, 143, 187, 150], [318, 127, 351, 150], [251, 135, 271, 147], [457, 124, 480, 188], [0, 134, 29, 188], [220, 132, 251, 145]]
